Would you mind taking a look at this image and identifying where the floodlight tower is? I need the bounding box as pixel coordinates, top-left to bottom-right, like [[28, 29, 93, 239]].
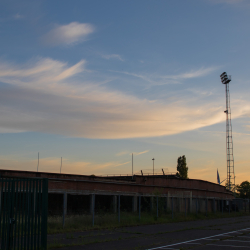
[[220, 72, 235, 191]]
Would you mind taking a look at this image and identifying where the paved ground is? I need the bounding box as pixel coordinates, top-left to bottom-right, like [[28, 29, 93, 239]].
[[48, 215, 250, 250]]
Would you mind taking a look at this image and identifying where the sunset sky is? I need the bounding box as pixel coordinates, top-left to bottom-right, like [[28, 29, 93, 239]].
[[0, 0, 250, 184]]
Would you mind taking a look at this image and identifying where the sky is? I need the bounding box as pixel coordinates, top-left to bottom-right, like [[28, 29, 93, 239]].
[[0, 0, 250, 185]]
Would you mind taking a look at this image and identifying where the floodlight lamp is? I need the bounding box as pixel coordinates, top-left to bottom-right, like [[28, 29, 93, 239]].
[[220, 72, 231, 84]]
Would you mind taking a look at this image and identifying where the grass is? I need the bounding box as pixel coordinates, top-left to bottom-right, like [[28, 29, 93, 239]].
[[47, 210, 250, 234]]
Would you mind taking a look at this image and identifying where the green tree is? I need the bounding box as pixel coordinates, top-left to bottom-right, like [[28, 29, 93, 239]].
[[236, 181, 250, 198], [176, 155, 188, 179]]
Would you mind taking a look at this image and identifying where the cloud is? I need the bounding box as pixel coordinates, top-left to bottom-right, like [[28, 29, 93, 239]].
[[13, 14, 24, 19], [101, 54, 124, 61], [0, 156, 132, 175], [112, 67, 219, 86], [116, 150, 149, 156], [42, 22, 95, 46], [133, 150, 149, 156], [0, 58, 249, 139]]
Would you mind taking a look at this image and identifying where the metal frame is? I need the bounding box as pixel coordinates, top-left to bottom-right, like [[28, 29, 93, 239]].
[[220, 72, 235, 191], [0, 177, 48, 250]]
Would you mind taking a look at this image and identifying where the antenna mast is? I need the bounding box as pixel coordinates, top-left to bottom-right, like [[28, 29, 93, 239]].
[[220, 72, 235, 191], [37, 152, 39, 172]]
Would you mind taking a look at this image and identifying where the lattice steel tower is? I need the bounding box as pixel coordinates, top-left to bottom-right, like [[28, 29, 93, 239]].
[[220, 72, 235, 191]]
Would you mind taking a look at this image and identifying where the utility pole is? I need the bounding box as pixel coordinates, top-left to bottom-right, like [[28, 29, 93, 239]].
[[220, 72, 235, 191]]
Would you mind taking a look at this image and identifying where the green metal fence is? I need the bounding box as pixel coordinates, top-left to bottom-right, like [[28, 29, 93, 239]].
[[0, 177, 48, 250]]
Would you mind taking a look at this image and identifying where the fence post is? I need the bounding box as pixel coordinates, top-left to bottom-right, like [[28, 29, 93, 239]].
[[113, 195, 117, 213], [156, 196, 158, 218], [139, 196, 141, 221], [165, 196, 168, 213], [41, 178, 48, 250], [93, 194, 95, 226], [63, 192, 67, 228], [185, 198, 186, 218], [196, 198, 198, 215], [172, 197, 173, 219], [206, 198, 207, 217], [118, 195, 120, 223]]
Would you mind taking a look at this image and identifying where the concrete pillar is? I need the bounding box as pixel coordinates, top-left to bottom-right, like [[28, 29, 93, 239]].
[[90, 194, 95, 214], [132, 196, 138, 212], [113, 195, 117, 213], [63, 192, 67, 216]]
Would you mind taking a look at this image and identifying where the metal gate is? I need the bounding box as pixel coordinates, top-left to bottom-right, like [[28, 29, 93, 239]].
[[0, 177, 48, 250]]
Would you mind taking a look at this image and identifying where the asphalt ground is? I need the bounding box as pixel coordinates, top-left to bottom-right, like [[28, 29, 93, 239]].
[[48, 215, 250, 250]]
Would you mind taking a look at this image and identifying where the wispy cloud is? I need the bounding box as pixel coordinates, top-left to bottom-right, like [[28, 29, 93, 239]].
[[0, 58, 249, 139], [114, 161, 130, 167], [133, 150, 149, 156], [101, 54, 124, 61], [112, 66, 219, 86], [116, 150, 149, 156], [42, 22, 95, 46], [13, 14, 24, 19]]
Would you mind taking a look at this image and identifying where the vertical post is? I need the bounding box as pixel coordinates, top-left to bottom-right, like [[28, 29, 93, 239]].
[[34, 192, 36, 213], [156, 196, 158, 218], [165, 196, 168, 213], [132, 196, 138, 212], [0, 187, 1, 211], [189, 191, 192, 213], [63, 192, 67, 228], [113, 195, 117, 213], [245, 200, 246, 213], [37, 152, 39, 172], [196, 198, 198, 214], [41, 178, 48, 250], [206, 198, 207, 217], [60, 157, 62, 174], [150, 197, 154, 211], [172, 197, 173, 219], [222, 200, 223, 213], [132, 153, 133, 179], [185, 198, 186, 218], [139, 196, 141, 221], [118, 195, 120, 223], [92, 194, 95, 226], [152, 158, 155, 176]]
